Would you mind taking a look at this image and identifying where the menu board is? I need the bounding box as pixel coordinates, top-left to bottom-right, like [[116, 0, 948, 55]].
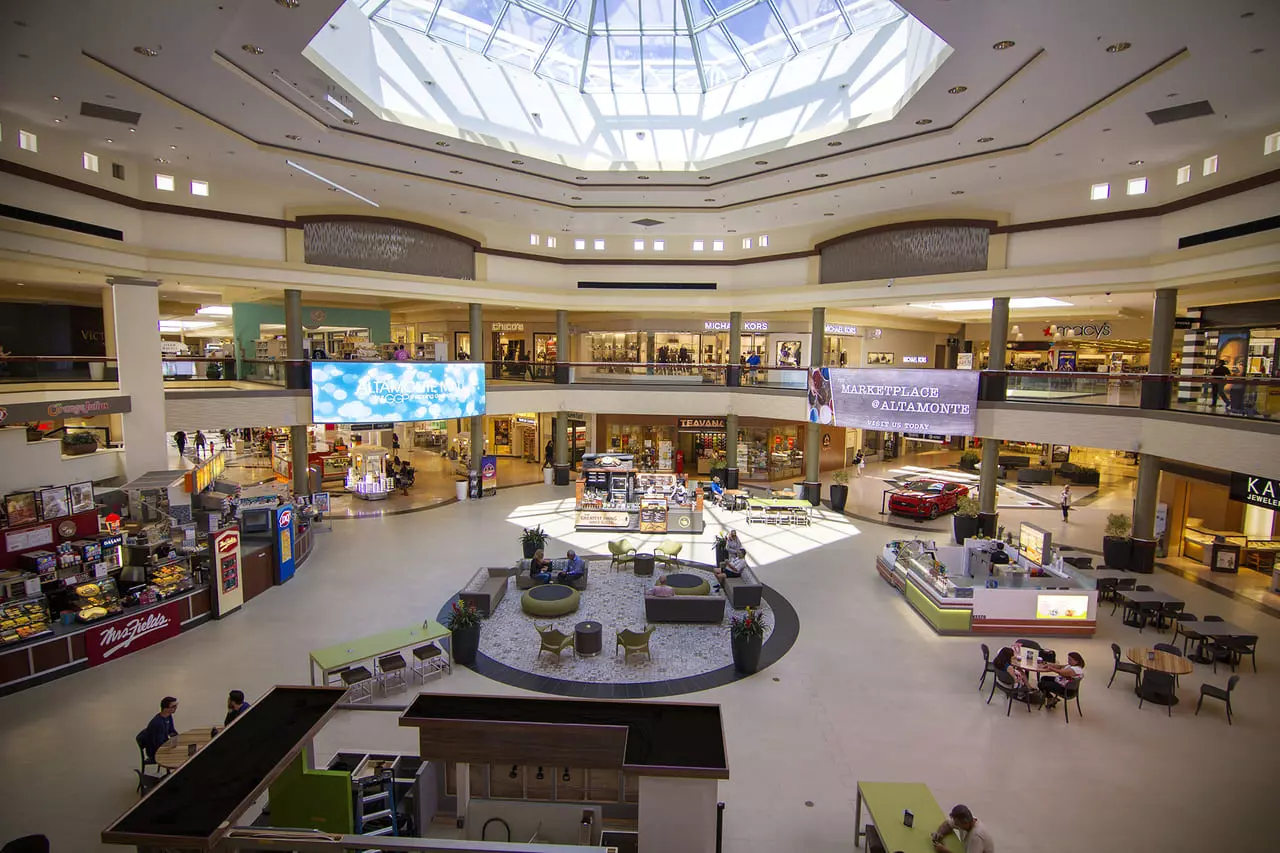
[[1019, 522, 1051, 567], [576, 510, 633, 529], [640, 499, 667, 533]]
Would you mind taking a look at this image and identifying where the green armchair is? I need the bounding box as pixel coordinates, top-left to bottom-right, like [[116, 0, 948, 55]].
[[536, 624, 576, 660], [615, 626, 655, 662], [609, 538, 637, 571], [655, 540, 683, 568]]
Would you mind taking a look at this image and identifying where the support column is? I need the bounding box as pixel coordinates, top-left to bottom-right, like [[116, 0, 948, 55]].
[[725, 413, 739, 489], [553, 410, 570, 486], [284, 290, 311, 497], [977, 297, 1009, 536], [726, 311, 742, 387], [1176, 308, 1204, 404], [555, 309, 570, 384], [469, 303, 484, 495], [1141, 287, 1177, 410], [802, 307, 825, 506], [108, 277, 167, 481], [100, 288, 125, 446], [1131, 453, 1163, 573]]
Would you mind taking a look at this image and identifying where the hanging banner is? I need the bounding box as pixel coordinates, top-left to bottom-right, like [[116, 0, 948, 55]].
[[481, 455, 498, 496], [806, 367, 980, 436], [212, 527, 243, 618]]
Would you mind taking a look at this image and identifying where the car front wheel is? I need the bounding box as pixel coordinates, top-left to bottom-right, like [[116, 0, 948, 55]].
[[929, 504, 940, 519]]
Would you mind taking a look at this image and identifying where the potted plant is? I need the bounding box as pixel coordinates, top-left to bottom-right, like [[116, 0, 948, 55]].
[[1074, 466, 1100, 486], [520, 525, 548, 559], [205, 361, 223, 380], [61, 431, 99, 456], [714, 532, 730, 567], [444, 599, 483, 666], [959, 450, 981, 471], [1103, 513, 1133, 570], [829, 468, 850, 513], [952, 494, 981, 544], [730, 606, 767, 674]]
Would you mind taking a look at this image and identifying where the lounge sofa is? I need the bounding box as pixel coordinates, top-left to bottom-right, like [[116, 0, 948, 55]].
[[644, 591, 726, 623], [514, 558, 589, 591], [459, 567, 511, 617], [724, 567, 764, 609]]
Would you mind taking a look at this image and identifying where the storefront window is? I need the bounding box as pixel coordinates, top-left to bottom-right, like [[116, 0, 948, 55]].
[[607, 424, 675, 471], [587, 332, 642, 372], [769, 425, 803, 480]]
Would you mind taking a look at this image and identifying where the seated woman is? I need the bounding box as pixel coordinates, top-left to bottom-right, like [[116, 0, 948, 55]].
[[991, 646, 1029, 691], [1037, 651, 1085, 709], [556, 550, 585, 585], [529, 549, 553, 584], [715, 530, 749, 584]]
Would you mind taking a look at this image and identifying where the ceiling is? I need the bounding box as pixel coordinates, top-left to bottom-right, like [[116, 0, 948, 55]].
[[0, 0, 1277, 248]]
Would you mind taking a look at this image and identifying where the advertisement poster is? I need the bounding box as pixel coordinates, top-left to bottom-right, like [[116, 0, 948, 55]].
[[311, 492, 331, 514], [1215, 330, 1249, 377], [212, 527, 243, 618], [311, 362, 485, 424], [956, 353, 975, 370], [481, 455, 498, 496], [85, 600, 183, 665], [806, 367, 980, 436], [1056, 351, 1077, 372], [275, 504, 296, 584]]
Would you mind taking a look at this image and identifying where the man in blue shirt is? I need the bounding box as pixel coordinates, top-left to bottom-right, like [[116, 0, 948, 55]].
[[746, 351, 761, 384], [224, 690, 251, 725], [138, 696, 178, 761], [556, 550, 586, 585]]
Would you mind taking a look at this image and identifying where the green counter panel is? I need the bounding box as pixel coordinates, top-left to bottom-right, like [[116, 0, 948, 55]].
[[268, 748, 353, 834], [904, 581, 972, 634]]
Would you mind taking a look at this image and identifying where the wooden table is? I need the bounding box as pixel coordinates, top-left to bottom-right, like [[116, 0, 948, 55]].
[[854, 781, 961, 851], [154, 726, 217, 772], [309, 621, 451, 686], [1128, 647, 1194, 706]]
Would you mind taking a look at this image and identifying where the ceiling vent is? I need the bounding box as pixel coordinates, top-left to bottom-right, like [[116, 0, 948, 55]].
[[1146, 100, 1214, 125], [80, 102, 142, 125], [631, 218, 664, 228]]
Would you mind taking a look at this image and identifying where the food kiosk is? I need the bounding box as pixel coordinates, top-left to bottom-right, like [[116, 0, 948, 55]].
[[875, 524, 1098, 637], [574, 455, 705, 533]]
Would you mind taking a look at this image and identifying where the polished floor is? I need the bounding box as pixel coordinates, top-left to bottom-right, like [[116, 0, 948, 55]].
[[0, 482, 1274, 852]]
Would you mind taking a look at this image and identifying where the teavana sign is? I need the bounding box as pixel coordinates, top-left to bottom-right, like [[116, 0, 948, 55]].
[[805, 367, 980, 436], [1230, 473, 1280, 510], [85, 600, 183, 666]]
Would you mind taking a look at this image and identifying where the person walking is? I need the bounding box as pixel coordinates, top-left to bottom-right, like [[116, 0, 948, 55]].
[[394, 344, 409, 361], [1060, 484, 1072, 522], [543, 439, 554, 469], [855, 450, 866, 478], [173, 430, 187, 458], [1209, 359, 1230, 408], [194, 430, 207, 459]]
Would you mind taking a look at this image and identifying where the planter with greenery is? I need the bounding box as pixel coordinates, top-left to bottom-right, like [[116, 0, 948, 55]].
[[1103, 514, 1133, 570], [730, 606, 767, 674], [714, 532, 730, 567], [829, 468, 850, 513], [953, 494, 982, 544], [959, 450, 981, 471], [520, 525, 548, 559], [61, 431, 99, 456], [444, 599, 483, 665], [205, 362, 223, 380]]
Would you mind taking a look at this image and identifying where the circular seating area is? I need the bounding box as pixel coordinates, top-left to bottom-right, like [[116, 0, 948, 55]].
[[521, 583, 581, 617], [664, 572, 711, 596]]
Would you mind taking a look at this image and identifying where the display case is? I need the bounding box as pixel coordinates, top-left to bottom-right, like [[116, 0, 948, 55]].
[[72, 576, 124, 623], [890, 541, 972, 604], [0, 595, 52, 644], [148, 558, 195, 600], [346, 446, 391, 501], [1181, 526, 1246, 568]]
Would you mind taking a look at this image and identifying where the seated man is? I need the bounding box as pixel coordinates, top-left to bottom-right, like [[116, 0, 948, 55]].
[[709, 477, 725, 503], [650, 576, 676, 597], [990, 541, 1011, 565], [139, 696, 179, 761], [556, 550, 585, 585], [529, 549, 553, 584]]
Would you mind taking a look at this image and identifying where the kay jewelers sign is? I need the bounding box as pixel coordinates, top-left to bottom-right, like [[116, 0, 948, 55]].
[[1230, 473, 1280, 510], [806, 367, 980, 436]]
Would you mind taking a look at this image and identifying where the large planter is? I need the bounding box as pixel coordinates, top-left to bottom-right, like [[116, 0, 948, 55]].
[[715, 542, 729, 567], [451, 625, 481, 666], [731, 633, 763, 674], [61, 441, 98, 456], [1103, 536, 1132, 570], [829, 484, 849, 513], [522, 540, 540, 559], [953, 514, 981, 545]]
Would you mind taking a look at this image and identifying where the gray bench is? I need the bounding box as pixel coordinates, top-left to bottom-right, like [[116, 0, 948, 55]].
[[724, 568, 763, 609], [459, 568, 510, 617], [1016, 467, 1052, 485], [514, 558, 589, 590], [644, 592, 726, 623]]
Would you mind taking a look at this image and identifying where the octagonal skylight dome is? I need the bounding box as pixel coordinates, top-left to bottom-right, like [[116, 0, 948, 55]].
[[364, 0, 907, 93]]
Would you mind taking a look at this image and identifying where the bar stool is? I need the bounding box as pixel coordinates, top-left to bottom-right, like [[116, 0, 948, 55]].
[[340, 666, 374, 703], [376, 653, 408, 695], [411, 643, 450, 683]]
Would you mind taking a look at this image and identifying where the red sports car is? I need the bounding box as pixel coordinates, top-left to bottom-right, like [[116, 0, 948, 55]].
[[888, 479, 970, 519]]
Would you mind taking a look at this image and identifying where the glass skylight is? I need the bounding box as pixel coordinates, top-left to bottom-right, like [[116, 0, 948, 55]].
[[365, 0, 906, 93]]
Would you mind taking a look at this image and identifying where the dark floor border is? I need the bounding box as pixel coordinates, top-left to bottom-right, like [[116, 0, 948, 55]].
[[436, 566, 800, 699]]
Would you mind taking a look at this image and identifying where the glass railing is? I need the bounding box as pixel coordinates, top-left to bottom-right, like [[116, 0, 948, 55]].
[[1004, 371, 1142, 407], [1000, 370, 1279, 421], [0, 355, 119, 384]]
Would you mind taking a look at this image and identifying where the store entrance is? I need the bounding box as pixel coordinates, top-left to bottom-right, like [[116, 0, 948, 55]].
[[493, 333, 528, 378]]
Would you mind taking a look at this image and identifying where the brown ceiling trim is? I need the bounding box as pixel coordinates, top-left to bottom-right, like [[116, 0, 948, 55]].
[[293, 214, 481, 249], [813, 219, 1000, 252], [480, 246, 817, 267], [990, 168, 1280, 235], [0, 157, 299, 229]]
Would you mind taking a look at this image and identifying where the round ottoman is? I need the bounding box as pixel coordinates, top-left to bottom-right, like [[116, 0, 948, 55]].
[[664, 572, 711, 596], [521, 584, 581, 617]]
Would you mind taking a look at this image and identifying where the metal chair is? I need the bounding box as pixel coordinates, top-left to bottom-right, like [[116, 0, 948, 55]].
[[616, 626, 655, 662], [536, 625, 575, 660], [1202, 615, 1225, 622], [1057, 679, 1083, 724], [341, 666, 374, 703], [1137, 671, 1175, 717], [1196, 675, 1241, 725], [978, 643, 998, 691], [376, 653, 408, 695], [1154, 602, 1183, 632], [1171, 613, 1199, 654], [988, 669, 1038, 716], [411, 643, 450, 683], [133, 731, 162, 795], [1110, 578, 1137, 615], [608, 539, 636, 571], [1108, 643, 1142, 689], [655, 540, 683, 568], [1214, 635, 1258, 674]]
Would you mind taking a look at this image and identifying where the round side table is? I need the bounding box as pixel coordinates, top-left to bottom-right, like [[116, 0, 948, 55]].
[[575, 620, 603, 656], [634, 553, 655, 576]]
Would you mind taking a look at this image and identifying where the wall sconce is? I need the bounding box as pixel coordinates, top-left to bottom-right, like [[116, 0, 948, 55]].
[[536, 766, 545, 781], [562, 768, 571, 782], [509, 765, 518, 779]]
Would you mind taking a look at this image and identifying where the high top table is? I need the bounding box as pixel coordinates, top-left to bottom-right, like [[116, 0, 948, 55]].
[[309, 621, 451, 686], [855, 781, 962, 851]]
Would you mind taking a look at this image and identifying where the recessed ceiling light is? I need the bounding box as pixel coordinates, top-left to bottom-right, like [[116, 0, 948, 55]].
[[977, 137, 994, 143], [242, 44, 264, 55], [575, 175, 587, 180], [1251, 47, 1266, 54], [570, 196, 582, 200], [52, 95, 59, 101], [992, 40, 1015, 50], [1129, 160, 1144, 166], [815, 173, 829, 178], [155, 158, 169, 164], [285, 134, 301, 140], [754, 160, 768, 165], [1101, 128, 1112, 133], [915, 118, 933, 125], [951, 190, 965, 195], [827, 141, 842, 147], [435, 141, 449, 147], [134, 46, 160, 57], [511, 159, 524, 165], [105, 138, 113, 143], [1241, 11, 1255, 17], [947, 85, 968, 94], [1105, 42, 1131, 53], [704, 198, 715, 202], [823, 212, 834, 216], [449, 169, 462, 174], [128, 127, 135, 132], [637, 175, 650, 180], [169, 144, 177, 149], [53, 118, 61, 123]]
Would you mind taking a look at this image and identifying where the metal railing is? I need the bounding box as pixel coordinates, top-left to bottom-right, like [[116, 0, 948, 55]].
[[1000, 370, 1278, 421], [0, 355, 289, 386]]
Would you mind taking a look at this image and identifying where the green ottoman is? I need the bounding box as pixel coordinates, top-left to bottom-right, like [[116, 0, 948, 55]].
[[521, 584, 581, 617], [664, 573, 711, 596]]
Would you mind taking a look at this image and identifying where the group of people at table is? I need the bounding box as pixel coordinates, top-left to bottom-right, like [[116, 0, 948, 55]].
[[136, 690, 252, 763], [991, 642, 1085, 710]]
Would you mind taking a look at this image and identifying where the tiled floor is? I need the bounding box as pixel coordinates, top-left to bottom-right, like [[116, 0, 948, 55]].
[[0, 482, 1274, 852]]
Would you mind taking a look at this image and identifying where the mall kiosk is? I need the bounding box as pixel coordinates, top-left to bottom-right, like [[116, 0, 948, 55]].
[[575, 454, 706, 533]]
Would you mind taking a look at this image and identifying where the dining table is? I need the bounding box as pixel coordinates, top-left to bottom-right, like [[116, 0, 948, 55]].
[[154, 726, 218, 772], [1181, 620, 1255, 664], [1115, 589, 1184, 628], [1127, 647, 1194, 705]]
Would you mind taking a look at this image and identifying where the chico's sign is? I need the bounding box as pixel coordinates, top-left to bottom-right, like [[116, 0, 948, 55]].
[[85, 600, 182, 666]]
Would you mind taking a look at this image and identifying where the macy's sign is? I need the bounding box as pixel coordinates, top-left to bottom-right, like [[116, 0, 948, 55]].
[[86, 601, 182, 666]]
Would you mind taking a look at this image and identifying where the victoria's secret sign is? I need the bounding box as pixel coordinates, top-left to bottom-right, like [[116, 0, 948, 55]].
[[85, 600, 183, 666]]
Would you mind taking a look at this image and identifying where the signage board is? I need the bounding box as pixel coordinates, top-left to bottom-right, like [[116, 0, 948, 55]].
[[678, 417, 727, 430], [1035, 594, 1089, 620], [0, 395, 132, 426], [275, 504, 296, 583], [1019, 522, 1052, 568], [481, 455, 498, 496], [823, 323, 860, 336], [956, 353, 974, 370], [1230, 473, 1280, 510], [491, 322, 525, 331], [703, 320, 769, 331], [185, 452, 227, 493], [311, 362, 485, 424], [212, 527, 244, 618], [85, 600, 183, 666], [902, 355, 929, 365], [576, 510, 633, 529], [806, 368, 980, 436]]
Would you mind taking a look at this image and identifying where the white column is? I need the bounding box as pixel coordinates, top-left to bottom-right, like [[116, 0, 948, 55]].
[[639, 776, 718, 853], [109, 277, 167, 480], [100, 288, 125, 445]]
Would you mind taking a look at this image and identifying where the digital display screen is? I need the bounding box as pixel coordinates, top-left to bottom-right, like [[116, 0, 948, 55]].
[[311, 362, 485, 424], [805, 368, 980, 436], [1019, 522, 1051, 567], [1036, 594, 1089, 620]]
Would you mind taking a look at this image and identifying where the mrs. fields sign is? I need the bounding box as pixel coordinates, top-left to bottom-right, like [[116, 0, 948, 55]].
[[1230, 473, 1280, 510]]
